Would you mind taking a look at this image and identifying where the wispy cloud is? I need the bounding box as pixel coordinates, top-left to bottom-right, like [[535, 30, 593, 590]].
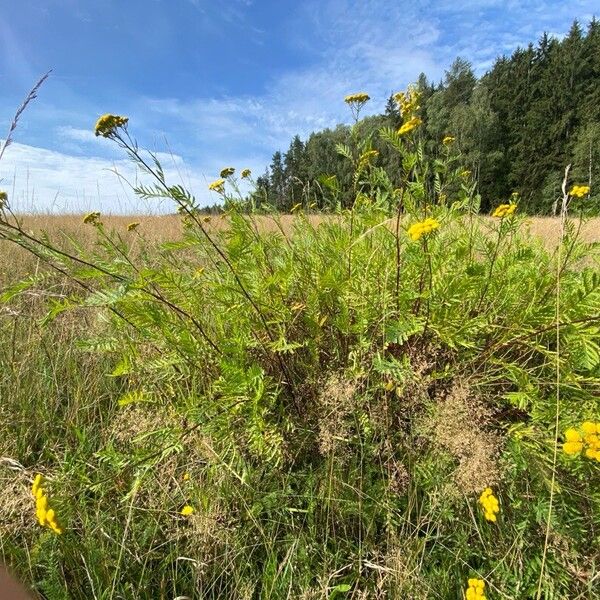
[[0, 138, 267, 213]]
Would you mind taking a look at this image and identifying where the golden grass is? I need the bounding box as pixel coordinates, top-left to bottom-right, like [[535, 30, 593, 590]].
[[7, 214, 600, 243], [1, 214, 598, 282]]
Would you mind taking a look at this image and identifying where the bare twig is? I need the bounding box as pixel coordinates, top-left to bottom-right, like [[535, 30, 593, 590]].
[[0, 71, 51, 164]]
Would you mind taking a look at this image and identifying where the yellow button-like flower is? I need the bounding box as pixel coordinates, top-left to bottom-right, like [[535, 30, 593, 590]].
[[479, 488, 500, 522], [208, 179, 226, 193], [94, 114, 128, 137], [49, 521, 63, 534], [492, 203, 517, 218], [563, 441, 583, 455], [220, 167, 235, 178], [581, 421, 597, 435], [398, 116, 423, 135], [83, 211, 101, 225], [241, 168, 251, 178], [564, 427, 582, 442], [394, 88, 421, 117], [443, 135, 455, 145], [344, 92, 370, 104], [180, 505, 194, 516], [31, 475, 63, 534], [407, 218, 440, 241], [127, 222, 140, 232], [32, 473, 43, 496], [569, 185, 590, 198], [465, 578, 486, 600]]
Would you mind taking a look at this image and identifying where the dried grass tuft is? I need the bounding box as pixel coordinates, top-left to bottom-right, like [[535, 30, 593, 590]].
[[0, 466, 34, 536], [316, 374, 358, 456], [428, 382, 502, 495]]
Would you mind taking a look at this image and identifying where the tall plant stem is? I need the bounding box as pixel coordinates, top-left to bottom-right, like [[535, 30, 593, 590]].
[[475, 223, 504, 313], [394, 190, 404, 314], [536, 164, 570, 600]]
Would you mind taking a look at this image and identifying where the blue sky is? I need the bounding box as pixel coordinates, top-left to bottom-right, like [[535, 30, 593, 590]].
[[0, 0, 597, 213]]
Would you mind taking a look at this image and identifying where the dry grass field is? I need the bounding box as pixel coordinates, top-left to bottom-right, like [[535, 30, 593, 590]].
[[2, 213, 597, 281], [5, 212, 600, 243]]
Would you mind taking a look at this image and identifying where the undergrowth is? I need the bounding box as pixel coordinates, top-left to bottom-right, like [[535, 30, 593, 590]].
[[0, 88, 599, 599]]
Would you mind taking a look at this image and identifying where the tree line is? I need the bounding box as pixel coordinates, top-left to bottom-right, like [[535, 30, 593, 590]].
[[251, 19, 600, 214]]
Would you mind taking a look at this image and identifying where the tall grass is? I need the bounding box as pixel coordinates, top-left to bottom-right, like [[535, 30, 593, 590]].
[[1, 91, 599, 599]]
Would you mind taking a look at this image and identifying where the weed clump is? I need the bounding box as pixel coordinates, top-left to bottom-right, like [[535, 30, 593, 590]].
[[0, 86, 599, 599]]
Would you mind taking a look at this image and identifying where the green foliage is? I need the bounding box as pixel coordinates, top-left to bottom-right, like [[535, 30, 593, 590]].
[[0, 96, 599, 600], [258, 18, 600, 215]]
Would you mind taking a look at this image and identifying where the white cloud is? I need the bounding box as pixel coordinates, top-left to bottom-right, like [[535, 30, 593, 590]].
[[0, 140, 237, 213], [57, 126, 99, 144], [141, 0, 445, 163]]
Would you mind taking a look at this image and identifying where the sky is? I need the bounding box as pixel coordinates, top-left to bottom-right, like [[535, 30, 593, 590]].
[[0, 0, 597, 213]]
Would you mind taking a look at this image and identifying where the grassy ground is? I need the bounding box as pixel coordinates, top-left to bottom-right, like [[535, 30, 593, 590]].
[[2, 78, 599, 598], [1, 207, 599, 599]]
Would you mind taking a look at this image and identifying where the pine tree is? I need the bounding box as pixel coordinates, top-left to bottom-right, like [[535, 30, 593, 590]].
[[269, 151, 286, 210], [384, 93, 401, 128]]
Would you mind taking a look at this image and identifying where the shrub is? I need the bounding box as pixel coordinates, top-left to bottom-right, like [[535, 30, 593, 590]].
[[1, 92, 599, 599]]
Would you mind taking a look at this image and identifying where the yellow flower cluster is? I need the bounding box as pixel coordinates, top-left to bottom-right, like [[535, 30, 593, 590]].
[[208, 179, 226, 193], [394, 88, 421, 117], [465, 578, 487, 600], [94, 114, 128, 137], [220, 167, 235, 178], [569, 184, 590, 198], [492, 203, 517, 218], [83, 211, 101, 225], [407, 217, 440, 241], [443, 135, 455, 145], [479, 488, 500, 522], [241, 168, 252, 178], [127, 222, 140, 232], [394, 87, 422, 136], [563, 422, 600, 460], [460, 170, 471, 178], [180, 505, 194, 516], [32, 474, 62, 534], [344, 92, 370, 104], [398, 116, 423, 135]]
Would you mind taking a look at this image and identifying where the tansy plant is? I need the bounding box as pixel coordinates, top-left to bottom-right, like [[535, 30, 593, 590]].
[[569, 184, 590, 198], [479, 488, 500, 522], [465, 578, 487, 600], [563, 422, 600, 460], [31, 474, 62, 534], [0, 79, 598, 600]]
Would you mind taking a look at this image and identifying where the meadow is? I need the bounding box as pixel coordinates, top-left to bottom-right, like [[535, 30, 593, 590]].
[[1, 92, 599, 599]]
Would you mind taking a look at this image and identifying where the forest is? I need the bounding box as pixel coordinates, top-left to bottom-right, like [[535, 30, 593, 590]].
[[251, 19, 600, 214]]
